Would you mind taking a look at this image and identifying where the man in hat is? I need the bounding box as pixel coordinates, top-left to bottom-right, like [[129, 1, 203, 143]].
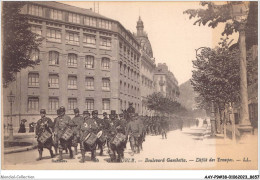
[[136, 114, 145, 151], [52, 108, 60, 155], [91, 110, 105, 156], [71, 108, 84, 156], [54, 106, 74, 160], [106, 110, 125, 162], [79, 110, 98, 163], [126, 113, 142, 155], [35, 109, 55, 160]]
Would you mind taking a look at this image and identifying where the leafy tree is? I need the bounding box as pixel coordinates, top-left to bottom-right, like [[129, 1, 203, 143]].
[[183, 1, 257, 37], [146, 92, 185, 115], [191, 38, 240, 108], [2, 2, 42, 87]]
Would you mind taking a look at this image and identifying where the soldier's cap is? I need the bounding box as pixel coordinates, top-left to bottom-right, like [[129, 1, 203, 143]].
[[129, 102, 133, 105], [110, 110, 116, 115], [92, 110, 98, 115], [103, 112, 107, 115], [119, 113, 124, 117], [74, 108, 79, 113], [40, 109, 46, 114], [59, 106, 66, 112], [83, 110, 90, 115]]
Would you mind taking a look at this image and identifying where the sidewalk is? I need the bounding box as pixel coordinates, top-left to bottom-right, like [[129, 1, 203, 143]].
[[4, 132, 37, 154]]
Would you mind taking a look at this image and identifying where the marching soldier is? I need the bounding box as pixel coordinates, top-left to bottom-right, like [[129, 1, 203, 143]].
[[79, 111, 99, 163], [54, 106, 74, 160], [136, 114, 145, 151], [52, 109, 60, 155], [71, 108, 84, 156], [118, 113, 127, 135], [126, 113, 142, 156], [107, 110, 126, 162], [92, 110, 107, 156], [126, 102, 135, 122], [35, 109, 55, 161]]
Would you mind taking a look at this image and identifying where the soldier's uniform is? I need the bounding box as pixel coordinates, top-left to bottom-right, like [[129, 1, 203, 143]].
[[136, 115, 145, 151], [35, 109, 54, 160], [79, 111, 99, 163], [126, 113, 142, 155], [161, 118, 168, 139], [92, 110, 107, 156], [54, 106, 74, 160], [107, 110, 124, 162], [52, 109, 61, 155], [71, 108, 84, 156], [126, 103, 135, 123]]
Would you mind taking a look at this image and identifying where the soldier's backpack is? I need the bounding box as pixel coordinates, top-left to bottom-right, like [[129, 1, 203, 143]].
[[61, 127, 73, 141], [111, 133, 126, 147], [38, 130, 52, 144], [84, 132, 98, 146]]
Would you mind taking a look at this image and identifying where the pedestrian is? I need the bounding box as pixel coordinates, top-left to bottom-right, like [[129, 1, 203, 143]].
[[79, 110, 98, 163], [35, 109, 54, 161], [18, 119, 27, 133], [196, 119, 199, 127], [29, 122, 36, 133], [71, 108, 84, 157], [54, 106, 74, 160], [179, 118, 183, 131], [203, 119, 208, 129]]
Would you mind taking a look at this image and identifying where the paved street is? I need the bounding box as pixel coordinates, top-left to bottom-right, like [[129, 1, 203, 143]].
[[3, 126, 257, 170]]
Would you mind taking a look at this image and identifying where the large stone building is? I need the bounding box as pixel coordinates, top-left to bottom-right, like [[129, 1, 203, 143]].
[[3, 1, 142, 130], [134, 17, 156, 116], [154, 63, 180, 101]]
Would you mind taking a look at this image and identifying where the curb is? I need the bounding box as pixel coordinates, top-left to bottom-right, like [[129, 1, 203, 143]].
[[4, 145, 38, 154]]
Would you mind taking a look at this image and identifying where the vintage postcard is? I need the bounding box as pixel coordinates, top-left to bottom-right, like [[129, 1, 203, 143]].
[[1, 0, 258, 176]]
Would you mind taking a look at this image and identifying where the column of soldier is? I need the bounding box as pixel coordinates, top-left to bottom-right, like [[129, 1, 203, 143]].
[[35, 105, 147, 163]]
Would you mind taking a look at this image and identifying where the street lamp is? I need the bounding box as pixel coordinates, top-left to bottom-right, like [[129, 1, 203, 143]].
[[230, 2, 252, 133], [7, 90, 15, 141]]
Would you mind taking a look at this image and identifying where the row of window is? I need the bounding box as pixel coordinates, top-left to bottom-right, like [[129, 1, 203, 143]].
[[28, 73, 111, 90], [37, 27, 112, 47], [28, 4, 112, 30], [31, 50, 110, 69], [142, 76, 153, 88], [119, 62, 140, 80], [120, 42, 139, 61], [120, 81, 140, 96], [28, 97, 110, 112]]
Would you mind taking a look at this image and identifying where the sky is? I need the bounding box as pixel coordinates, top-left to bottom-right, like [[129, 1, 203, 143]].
[[62, 1, 239, 85]]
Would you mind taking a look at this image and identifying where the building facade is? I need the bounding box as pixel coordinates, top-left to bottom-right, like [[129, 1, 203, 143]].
[[3, 1, 142, 131], [134, 17, 156, 116], [154, 63, 180, 101]]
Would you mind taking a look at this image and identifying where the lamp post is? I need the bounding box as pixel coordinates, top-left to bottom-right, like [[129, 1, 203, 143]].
[[230, 2, 252, 133], [7, 90, 15, 141]]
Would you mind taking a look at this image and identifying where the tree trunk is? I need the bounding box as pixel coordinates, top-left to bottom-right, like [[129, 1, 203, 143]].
[[215, 107, 221, 134], [223, 107, 227, 140], [229, 102, 236, 143]]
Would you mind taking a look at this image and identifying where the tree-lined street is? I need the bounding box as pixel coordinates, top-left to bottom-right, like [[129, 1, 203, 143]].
[[4, 124, 257, 170]]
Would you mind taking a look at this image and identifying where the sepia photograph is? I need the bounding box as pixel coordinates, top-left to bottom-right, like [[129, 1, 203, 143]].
[[1, 0, 258, 177]]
